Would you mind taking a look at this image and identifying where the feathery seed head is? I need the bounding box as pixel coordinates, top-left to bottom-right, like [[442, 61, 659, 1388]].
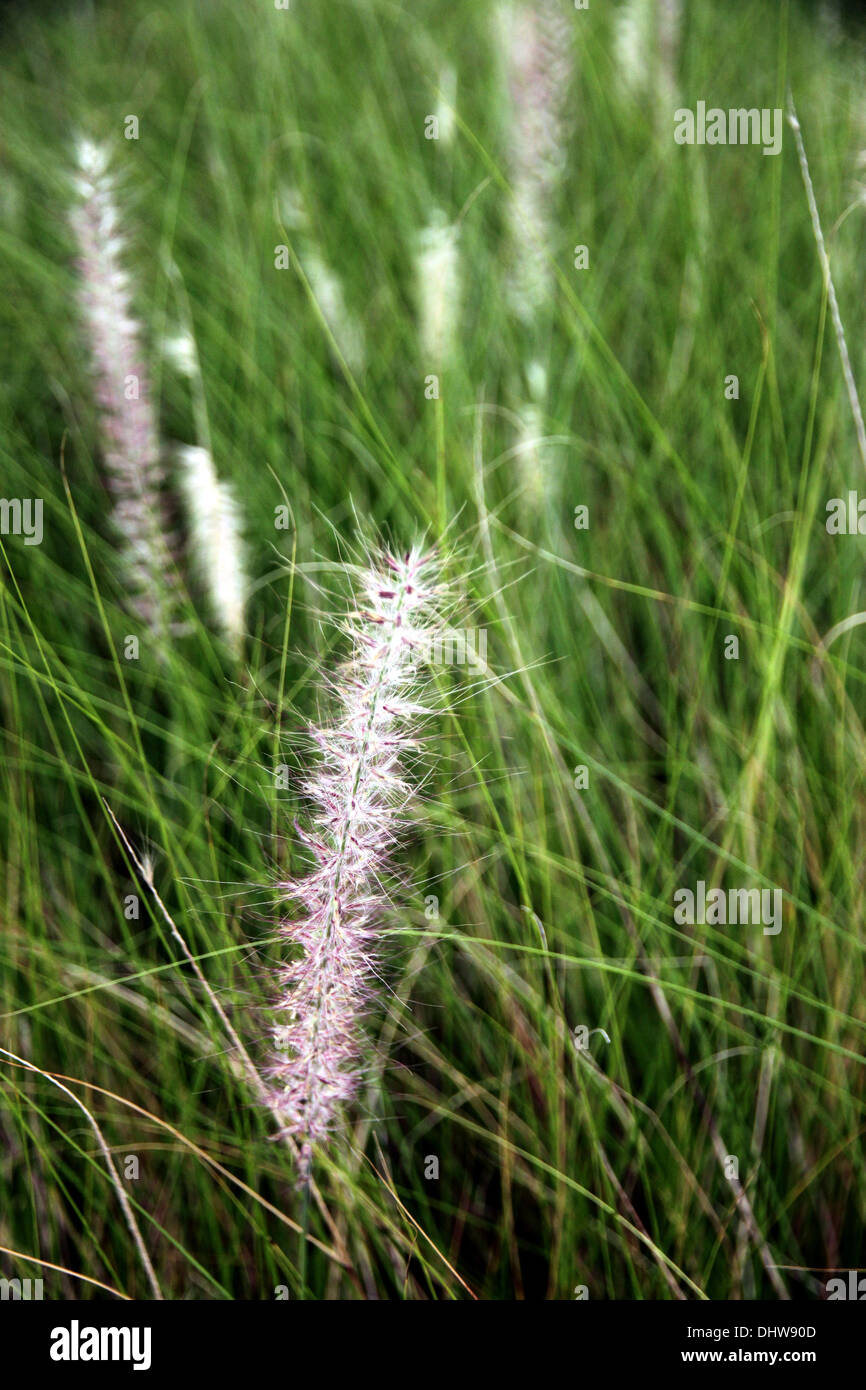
[[415, 212, 461, 366], [162, 329, 198, 377], [616, 0, 682, 103], [615, 0, 650, 94], [303, 250, 366, 374], [70, 137, 173, 637], [434, 63, 458, 146], [657, 0, 683, 97], [526, 357, 548, 404], [278, 185, 366, 373], [515, 403, 549, 507], [179, 446, 247, 656], [268, 544, 445, 1160], [504, 2, 574, 322]]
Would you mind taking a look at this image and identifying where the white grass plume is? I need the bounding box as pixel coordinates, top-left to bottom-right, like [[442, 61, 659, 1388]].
[[179, 445, 247, 655], [267, 543, 446, 1171], [434, 63, 458, 146], [70, 137, 173, 639], [502, 1, 574, 323], [616, 0, 681, 104], [303, 251, 366, 374], [415, 211, 461, 366], [278, 185, 366, 374], [615, 0, 651, 94]]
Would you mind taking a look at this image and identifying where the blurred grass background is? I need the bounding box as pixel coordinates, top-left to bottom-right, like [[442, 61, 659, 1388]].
[[1, 0, 866, 1299]]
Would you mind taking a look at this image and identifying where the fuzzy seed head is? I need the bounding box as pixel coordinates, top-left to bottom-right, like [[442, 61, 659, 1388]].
[[515, 403, 549, 507], [279, 186, 366, 373], [303, 250, 366, 374], [416, 212, 460, 366], [268, 545, 445, 1155], [70, 137, 172, 636], [434, 64, 458, 146], [162, 329, 198, 378], [616, 0, 682, 101], [504, 1, 574, 322], [179, 446, 247, 655]]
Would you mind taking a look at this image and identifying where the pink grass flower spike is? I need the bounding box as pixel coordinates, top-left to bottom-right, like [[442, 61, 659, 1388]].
[[505, 1, 574, 324], [269, 544, 445, 1173], [70, 138, 173, 640]]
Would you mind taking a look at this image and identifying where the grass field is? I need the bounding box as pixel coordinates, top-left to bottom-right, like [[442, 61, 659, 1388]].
[[1, 0, 866, 1301]]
